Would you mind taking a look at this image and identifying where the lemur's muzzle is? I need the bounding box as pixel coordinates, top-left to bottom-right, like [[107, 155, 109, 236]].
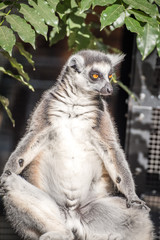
[[100, 83, 113, 96]]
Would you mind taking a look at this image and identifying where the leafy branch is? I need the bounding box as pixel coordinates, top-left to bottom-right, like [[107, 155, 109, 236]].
[[0, 0, 159, 125]]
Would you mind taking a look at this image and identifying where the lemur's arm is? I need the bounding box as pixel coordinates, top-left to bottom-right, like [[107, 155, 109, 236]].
[[3, 127, 50, 176], [91, 105, 148, 209], [2, 94, 52, 176]]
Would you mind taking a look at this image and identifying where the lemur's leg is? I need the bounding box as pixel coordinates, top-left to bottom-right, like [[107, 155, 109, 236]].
[[81, 197, 154, 240], [0, 171, 73, 240], [2, 127, 51, 176]]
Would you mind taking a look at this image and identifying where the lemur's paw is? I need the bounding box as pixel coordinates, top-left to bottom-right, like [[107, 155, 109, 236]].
[[126, 195, 150, 211], [0, 171, 11, 195], [0, 170, 11, 181], [0, 171, 20, 194]]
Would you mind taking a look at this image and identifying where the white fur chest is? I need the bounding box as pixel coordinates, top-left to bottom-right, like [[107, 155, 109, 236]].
[[39, 101, 103, 208]]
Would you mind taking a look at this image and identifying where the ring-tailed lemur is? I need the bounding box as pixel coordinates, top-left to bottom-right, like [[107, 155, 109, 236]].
[[0, 50, 153, 240]]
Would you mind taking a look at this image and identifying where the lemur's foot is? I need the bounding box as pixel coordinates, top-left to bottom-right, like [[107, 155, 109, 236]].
[[126, 194, 150, 211]]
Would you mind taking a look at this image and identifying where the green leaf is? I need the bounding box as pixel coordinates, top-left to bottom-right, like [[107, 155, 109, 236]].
[[80, 0, 92, 12], [68, 31, 76, 50], [0, 66, 34, 91], [71, 0, 77, 8], [0, 26, 16, 55], [123, 0, 157, 16], [100, 4, 125, 30], [67, 11, 86, 31], [0, 2, 9, 10], [2, 51, 30, 82], [93, 38, 120, 52], [68, 26, 91, 51], [156, 26, 160, 56], [125, 17, 143, 35], [155, 0, 160, 6], [157, 41, 160, 57], [0, 95, 15, 127], [110, 12, 126, 31], [47, 0, 59, 9], [20, 3, 48, 40], [49, 24, 66, 46], [137, 23, 158, 60], [6, 14, 35, 48], [128, 9, 158, 28], [29, 0, 59, 29], [16, 42, 35, 68], [0, 12, 5, 16], [92, 0, 116, 8], [56, 0, 72, 19], [76, 27, 91, 48]]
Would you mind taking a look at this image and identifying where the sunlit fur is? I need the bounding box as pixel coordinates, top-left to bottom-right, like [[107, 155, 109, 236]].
[[1, 50, 153, 240]]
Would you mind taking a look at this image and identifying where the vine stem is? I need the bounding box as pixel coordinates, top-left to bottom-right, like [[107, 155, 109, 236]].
[[0, 0, 19, 26], [0, 9, 11, 26], [111, 76, 138, 101]]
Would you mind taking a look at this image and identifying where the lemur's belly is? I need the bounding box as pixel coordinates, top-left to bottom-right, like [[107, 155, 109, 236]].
[[40, 139, 103, 208], [38, 119, 105, 208]]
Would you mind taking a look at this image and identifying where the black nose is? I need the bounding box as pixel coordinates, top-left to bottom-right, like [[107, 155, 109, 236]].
[[107, 87, 112, 94], [100, 84, 113, 96]]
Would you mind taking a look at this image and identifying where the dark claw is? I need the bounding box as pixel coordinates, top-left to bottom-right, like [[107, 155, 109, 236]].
[[4, 170, 12, 176], [127, 203, 131, 208], [116, 176, 121, 183], [18, 158, 24, 167]]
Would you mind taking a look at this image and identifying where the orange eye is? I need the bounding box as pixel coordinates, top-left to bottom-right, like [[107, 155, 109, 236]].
[[92, 74, 99, 79], [108, 74, 112, 79]]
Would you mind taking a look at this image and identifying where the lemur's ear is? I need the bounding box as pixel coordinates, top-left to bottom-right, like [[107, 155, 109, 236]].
[[68, 55, 84, 73], [106, 53, 125, 67]]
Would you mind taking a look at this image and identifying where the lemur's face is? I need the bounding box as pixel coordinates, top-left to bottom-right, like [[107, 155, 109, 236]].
[[67, 50, 124, 96], [82, 61, 113, 96]]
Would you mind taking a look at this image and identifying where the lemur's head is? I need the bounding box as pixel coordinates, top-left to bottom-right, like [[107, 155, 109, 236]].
[[66, 50, 124, 96]]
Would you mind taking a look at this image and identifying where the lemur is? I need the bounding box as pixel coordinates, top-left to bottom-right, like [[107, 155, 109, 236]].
[[0, 50, 153, 240]]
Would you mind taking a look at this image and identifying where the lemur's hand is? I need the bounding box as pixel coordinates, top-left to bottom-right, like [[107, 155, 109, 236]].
[[0, 170, 12, 196], [126, 194, 150, 211]]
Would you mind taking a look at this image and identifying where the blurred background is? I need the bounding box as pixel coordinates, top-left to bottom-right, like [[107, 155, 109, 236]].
[[0, 24, 160, 239]]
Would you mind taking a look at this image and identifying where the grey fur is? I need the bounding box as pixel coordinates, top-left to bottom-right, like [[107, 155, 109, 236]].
[[0, 50, 153, 240]]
